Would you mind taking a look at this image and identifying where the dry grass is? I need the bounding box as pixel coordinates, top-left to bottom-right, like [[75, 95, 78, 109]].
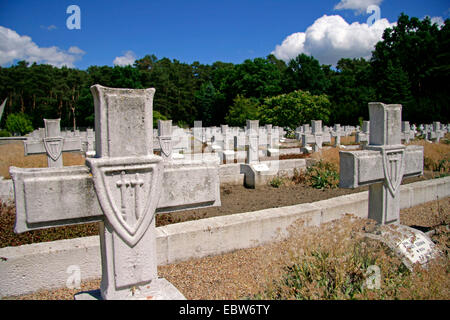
[[311, 147, 342, 172], [0, 142, 85, 179], [408, 134, 450, 175], [6, 199, 449, 300]]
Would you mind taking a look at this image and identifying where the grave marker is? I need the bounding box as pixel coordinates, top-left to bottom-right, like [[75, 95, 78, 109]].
[[340, 102, 441, 270], [10, 85, 221, 300], [340, 103, 423, 225], [23, 119, 82, 167]]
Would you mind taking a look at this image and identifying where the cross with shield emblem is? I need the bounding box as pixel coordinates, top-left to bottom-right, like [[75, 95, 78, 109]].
[[10, 85, 221, 299], [339, 102, 424, 225], [24, 119, 82, 168]]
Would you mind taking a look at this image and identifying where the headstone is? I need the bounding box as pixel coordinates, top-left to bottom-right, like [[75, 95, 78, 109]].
[[332, 124, 344, 147], [10, 85, 221, 300], [340, 103, 424, 225], [340, 103, 442, 270], [356, 121, 370, 146], [365, 223, 440, 271], [401, 121, 414, 144], [302, 120, 323, 152], [157, 120, 173, 161], [246, 120, 259, 164], [23, 119, 82, 168]]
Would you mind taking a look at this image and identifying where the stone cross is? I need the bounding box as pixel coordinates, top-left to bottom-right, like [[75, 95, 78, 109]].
[[356, 121, 370, 146], [340, 103, 424, 225], [401, 121, 414, 144], [302, 120, 323, 152], [246, 120, 259, 164], [428, 121, 443, 143], [332, 124, 345, 147], [23, 119, 82, 168], [157, 120, 173, 161], [10, 85, 221, 300]]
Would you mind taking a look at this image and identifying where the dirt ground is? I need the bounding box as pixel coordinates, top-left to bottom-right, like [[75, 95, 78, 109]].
[[155, 175, 427, 226]]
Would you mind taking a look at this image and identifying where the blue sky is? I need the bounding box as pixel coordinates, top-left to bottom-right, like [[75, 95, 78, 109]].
[[0, 0, 448, 69]]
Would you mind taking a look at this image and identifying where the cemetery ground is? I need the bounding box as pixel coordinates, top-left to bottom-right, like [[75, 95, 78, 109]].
[[0, 134, 449, 300], [3, 199, 449, 300]]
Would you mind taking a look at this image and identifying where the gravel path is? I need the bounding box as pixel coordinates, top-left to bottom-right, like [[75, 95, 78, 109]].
[[3, 196, 449, 300]]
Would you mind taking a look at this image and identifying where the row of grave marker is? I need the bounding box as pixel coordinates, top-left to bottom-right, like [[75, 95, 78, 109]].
[[10, 85, 443, 299], [25, 118, 448, 168]]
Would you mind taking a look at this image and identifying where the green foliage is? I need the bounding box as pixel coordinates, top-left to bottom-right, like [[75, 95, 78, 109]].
[[269, 176, 285, 188], [285, 54, 330, 95], [305, 160, 339, 189], [371, 14, 450, 123], [5, 113, 33, 135], [153, 110, 168, 127], [259, 90, 331, 130], [0, 129, 11, 137], [225, 95, 260, 127], [0, 15, 448, 131]]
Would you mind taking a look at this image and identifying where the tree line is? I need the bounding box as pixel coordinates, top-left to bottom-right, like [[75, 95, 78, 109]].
[[0, 14, 448, 135]]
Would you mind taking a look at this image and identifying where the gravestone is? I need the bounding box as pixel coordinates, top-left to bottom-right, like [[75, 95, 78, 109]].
[[365, 224, 440, 271], [157, 120, 173, 161], [356, 121, 370, 146], [302, 120, 323, 153], [23, 119, 82, 168], [10, 85, 221, 300], [246, 120, 259, 164], [401, 121, 414, 144], [332, 124, 344, 147], [340, 103, 423, 225], [265, 124, 279, 157], [340, 103, 440, 270]]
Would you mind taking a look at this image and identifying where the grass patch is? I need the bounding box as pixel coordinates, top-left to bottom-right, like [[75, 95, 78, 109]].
[[302, 160, 339, 189], [253, 215, 450, 300]]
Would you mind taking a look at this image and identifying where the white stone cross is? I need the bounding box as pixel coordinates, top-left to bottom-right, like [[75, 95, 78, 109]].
[[340, 103, 424, 225], [157, 120, 173, 161], [356, 120, 370, 146], [332, 124, 345, 147], [246, 120, 259, 164], [10, 85, 221, 300], [302, 120, 323, 152], [23, 119, 82, 168]]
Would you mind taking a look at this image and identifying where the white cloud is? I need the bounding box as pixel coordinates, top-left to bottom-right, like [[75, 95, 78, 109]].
[[0, 25, 84, 68], [68, 46, 85, 55], [334, 0, 383, 14], [272, 15, 395, 66], [429, 16, 445, 28], [113, 50, 136, 66]]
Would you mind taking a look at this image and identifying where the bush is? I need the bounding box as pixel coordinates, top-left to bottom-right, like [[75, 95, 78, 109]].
[[269, 176, 285, 188], [5, 113, 33, 136], [304, 160, 339, 189], [0, 129, 11, 137]]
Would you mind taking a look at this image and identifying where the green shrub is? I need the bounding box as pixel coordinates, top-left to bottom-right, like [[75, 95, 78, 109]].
[[305, 160, 339, 189], [269, 176, 285, 188], [5, 113, 33, 136], [0, 129, 11, 137]]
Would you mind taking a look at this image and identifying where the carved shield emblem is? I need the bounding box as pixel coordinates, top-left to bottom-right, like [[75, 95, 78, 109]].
[[382, 148, 405, 196], [158, 136, 172, 159], [87, 156, 163, 247], [43, 137, 63, 161]]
